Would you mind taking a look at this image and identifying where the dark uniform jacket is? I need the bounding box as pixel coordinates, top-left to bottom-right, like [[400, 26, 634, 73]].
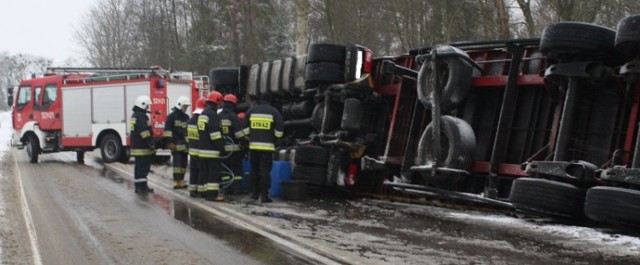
[[163, 108, 189, 152], [243, 103, 284, 152], [219, 102, 245, 152], [197, 105, 225, 158], [130, 106, 155, 156], [187, 113, 200, 157]]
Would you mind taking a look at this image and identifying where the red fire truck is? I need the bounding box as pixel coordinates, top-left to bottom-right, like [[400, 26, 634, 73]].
[[10, 67, 206, 163]]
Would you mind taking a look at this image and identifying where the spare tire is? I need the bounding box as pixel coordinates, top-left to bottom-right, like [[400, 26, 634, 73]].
[[541, 22, 616, 62], [510, 178, 585, 217], [307, 43, 347, 64], [416, 115, 475, 186], [209, 68, 239, 90], [585, 186, 640, 227], [417, 45, 473, 113], [615, 15, 640, 59]]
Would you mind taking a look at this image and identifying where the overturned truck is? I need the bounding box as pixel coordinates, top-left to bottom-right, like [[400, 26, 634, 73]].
[[210, 16, 640, 228]]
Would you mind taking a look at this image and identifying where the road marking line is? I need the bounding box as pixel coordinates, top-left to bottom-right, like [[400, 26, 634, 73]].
[[13, 151, 43, 265]]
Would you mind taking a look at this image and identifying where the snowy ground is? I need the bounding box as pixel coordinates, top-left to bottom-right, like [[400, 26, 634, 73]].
[[0, 111, 12, 258]]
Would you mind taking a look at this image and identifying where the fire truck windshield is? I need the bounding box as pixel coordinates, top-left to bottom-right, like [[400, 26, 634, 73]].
[[16, 86, 31, 110]]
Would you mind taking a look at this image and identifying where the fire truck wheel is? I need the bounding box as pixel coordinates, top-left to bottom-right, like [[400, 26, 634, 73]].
[[416, 115, 475, 186], [26, 135, 40, 164], [293, 164, 328, 186], [76, 151, 85, 163], [307, 43, 347, 64], [540, 22, 616, 62], [294, 146, 330, 166], [100, 134, 122, 163], [209, 67, 239, 90], [615, 15, 640, 59], [584, 186, 640, 227], [509, 178, 585, 218], [417, 46, 473, 113], [305, 62, 346, 85]]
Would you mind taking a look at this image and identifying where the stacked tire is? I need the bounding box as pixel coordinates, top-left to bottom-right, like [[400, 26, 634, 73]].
[[305, 43, 348, 85], [293, 146, 330, 185]]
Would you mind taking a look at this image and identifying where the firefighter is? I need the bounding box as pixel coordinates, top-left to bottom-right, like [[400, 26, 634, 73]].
[[130, 95, 155, 193], [243, 93, 284, 203], [164, 96, 190, 189], [219, 93, 245, 195], [187, 97, 206, 197], [197, 91, 225, 201]]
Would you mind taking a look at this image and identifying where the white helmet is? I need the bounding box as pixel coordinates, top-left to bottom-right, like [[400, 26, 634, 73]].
[[135, 95, 151, 110], [175, 96, 191, 109]]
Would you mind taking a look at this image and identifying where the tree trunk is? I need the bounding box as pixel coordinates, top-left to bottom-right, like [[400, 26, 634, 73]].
[[294, 0, 310, 55]]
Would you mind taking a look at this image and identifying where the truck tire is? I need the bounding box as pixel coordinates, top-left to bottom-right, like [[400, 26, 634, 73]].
[[584, 186, 640, 227], [259, 62, 271, 96], [417, 45, 473, 113], [293, 164, 328, 185], [416, 115, 476, 186], [615, 15, 640, 59], [246, 64, 261, 99], [270, 59, 283, 95], [282, 57, 295, 94], [26, 135, 40, 164], [307, 43, 347, 64], [305, 62, 345, 85], [294, 146, 330, 166], [209, 67, 239, 90], [540, 22, 616, 61], [293, 55, 307, 92], [100, 134, 122, 163], [510, 178, 585, 217]]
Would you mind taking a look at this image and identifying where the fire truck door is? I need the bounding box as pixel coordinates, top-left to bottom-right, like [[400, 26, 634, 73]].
[[12, 85, 34, 131], [34, 83, 61, 130]]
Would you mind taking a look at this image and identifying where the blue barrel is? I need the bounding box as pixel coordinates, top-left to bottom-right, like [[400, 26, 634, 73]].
[[270, 161, 292, 198]]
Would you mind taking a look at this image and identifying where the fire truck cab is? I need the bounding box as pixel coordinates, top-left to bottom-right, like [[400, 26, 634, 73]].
[[11, 67, 199, 163]]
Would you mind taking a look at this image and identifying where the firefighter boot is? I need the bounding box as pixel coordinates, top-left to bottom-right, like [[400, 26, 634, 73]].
[[260, 191, 272, 203], [135, 185, 154, 194], [173, 180, 187, 189]]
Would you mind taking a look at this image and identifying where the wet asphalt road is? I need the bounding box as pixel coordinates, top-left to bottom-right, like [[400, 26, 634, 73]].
[[7, 149, 640, 265], [13, 151, 311, 265]]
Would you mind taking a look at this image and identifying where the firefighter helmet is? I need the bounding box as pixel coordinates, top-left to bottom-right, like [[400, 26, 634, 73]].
[[135, 95, 151, 110], [223, 94, 237, 105], [207, 91, 223, 105], [174, 96, 191, 109], [194, 97, 206, 114]]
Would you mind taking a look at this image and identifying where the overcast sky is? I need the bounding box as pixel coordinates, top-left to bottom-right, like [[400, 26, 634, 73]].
[[0, 0, 97, 65]]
